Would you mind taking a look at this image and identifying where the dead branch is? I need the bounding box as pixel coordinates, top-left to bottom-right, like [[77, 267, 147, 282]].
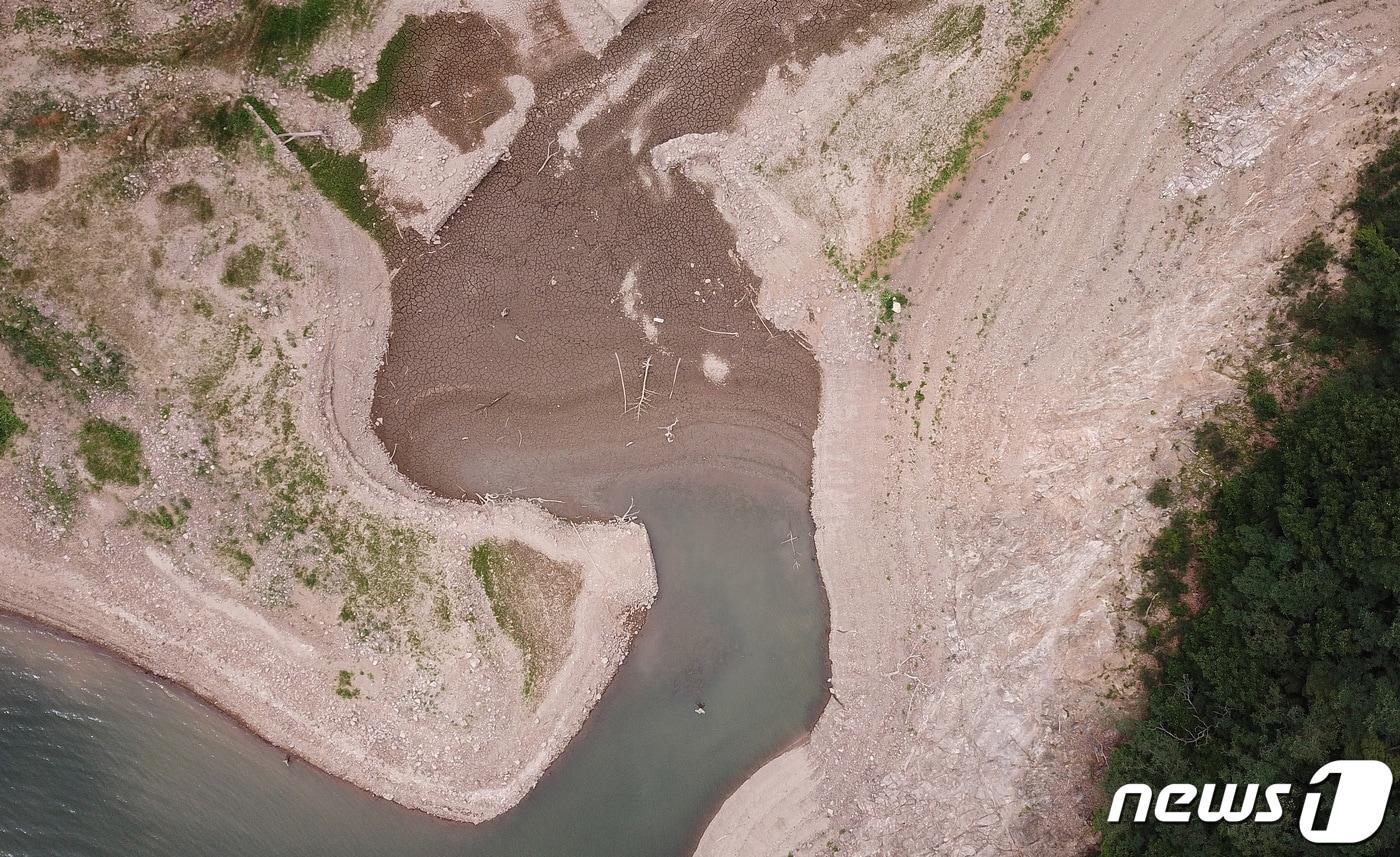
[[275, 130, 326, 143], [473, 392, 509, 412], [631, 356, 654, 421], [538, 142, 558, 174], [658, 418, 677, 443], [614, 352, 629, 415], [787, 329, 814, 352], [611, 498, 638, 524]]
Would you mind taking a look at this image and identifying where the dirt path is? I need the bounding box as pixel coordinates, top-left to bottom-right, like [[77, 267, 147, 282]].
[[695, 0, 1399, 853]]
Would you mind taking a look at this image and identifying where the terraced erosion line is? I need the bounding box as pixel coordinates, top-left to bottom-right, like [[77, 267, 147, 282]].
[[689, 0, 1400, 854]]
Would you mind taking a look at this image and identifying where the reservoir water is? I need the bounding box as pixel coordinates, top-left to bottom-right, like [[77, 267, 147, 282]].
[[0, 478, 826, 856]]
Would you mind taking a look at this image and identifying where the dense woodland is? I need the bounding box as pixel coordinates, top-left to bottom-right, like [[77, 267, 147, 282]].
[[1098, 137, 1400, 855]]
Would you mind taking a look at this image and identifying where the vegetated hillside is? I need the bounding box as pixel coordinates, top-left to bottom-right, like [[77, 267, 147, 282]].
[[1099, 136, 1400, 856]]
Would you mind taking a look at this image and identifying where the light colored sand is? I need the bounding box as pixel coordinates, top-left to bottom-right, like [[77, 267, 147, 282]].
[[695, 0, 1399, 853], [556, 0, 647, 56], [693, 744, 824, 857]]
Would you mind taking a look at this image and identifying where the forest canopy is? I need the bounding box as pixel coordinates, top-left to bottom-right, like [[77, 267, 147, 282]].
[[1098, 136, 1400, 856]]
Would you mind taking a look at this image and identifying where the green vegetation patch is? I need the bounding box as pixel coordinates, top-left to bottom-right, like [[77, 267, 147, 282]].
[[334, 669, 360, 698], [252, 435, 431, 618], [0, 391, 26, 455], [875, 4, 986, 80], [245, 98, 390, 240], [872, 287, 909, 346], [140, 497, 191, 541], [0, 295, 129, 397], [200, 99, 259, 152], [78, 418, 143, 486], [306, 66, 355, 101], [222, 244, 266, 288], [1098, 136, 1400, 854], [246, 0, 367, 73], [471, 540, 540, 694], [349, 22, 410, 145], [826, 0, 1071, 290], [1145, 477, 1172, 509], [215, 536, 255, 581], [14, 5, 62, 33], [31, 464, 78, 527], [470, 539, 581, 697], [1275, 231, 1334, 294]]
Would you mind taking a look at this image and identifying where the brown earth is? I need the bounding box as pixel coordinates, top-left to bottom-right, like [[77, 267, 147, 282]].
[[372, 0, 945, 517], [357, 11, 520, 151]]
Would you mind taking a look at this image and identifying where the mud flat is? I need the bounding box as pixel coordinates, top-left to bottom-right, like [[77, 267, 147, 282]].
[[372, 0, 945, 514]]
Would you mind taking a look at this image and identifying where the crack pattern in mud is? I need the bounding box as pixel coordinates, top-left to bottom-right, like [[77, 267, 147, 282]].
[[373, 1, 924, 514]]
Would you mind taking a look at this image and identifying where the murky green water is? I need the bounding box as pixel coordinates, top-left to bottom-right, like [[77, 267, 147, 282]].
[[0, 479, 826, 857]]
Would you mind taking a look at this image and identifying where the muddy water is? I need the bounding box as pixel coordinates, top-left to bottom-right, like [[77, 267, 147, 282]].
[[0, 477, 826, 856]]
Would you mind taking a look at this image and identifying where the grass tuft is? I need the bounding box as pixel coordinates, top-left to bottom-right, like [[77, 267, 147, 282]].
[[349, 22, 410, 145], [306, 66, 355, 101], [160, 181, 216, 223], [0, 296, 128, 398], [0, 391, 26, 455], [78, 418, 143, 486], [334, 669, 360, 698], [246, 0, 365, 73], [200, 99, 258, 151], [222, 244, 266, 288], [244, 98, 390, 241]]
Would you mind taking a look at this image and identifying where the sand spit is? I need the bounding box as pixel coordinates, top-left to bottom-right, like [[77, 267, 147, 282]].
[[692, 0, 1399, 853], [0, 102, 655, 825]]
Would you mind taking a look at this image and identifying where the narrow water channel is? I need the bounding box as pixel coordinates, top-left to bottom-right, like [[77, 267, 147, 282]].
[[0, 477, 827, 856]]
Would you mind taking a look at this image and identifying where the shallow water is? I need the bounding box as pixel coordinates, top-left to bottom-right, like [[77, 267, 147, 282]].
[[0, 479, 826, 857]]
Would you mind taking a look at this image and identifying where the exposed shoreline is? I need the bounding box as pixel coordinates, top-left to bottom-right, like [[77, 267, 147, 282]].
[[0, 452, 831, 853], [0, 609, 465, 829], [7, 0, 1393, 853], [694, 0, 1400, 852]]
